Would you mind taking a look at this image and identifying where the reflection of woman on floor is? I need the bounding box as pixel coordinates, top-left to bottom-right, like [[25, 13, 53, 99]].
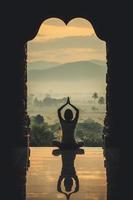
[[56, 149, 82, 200], [57, 175, 79, 200], [53, 97, 83, 149], [52, 146, 84, 200]]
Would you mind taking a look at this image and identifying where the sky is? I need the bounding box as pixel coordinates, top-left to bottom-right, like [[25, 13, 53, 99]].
[[28, 18, 106, 65], [27, 18, 106, 98]]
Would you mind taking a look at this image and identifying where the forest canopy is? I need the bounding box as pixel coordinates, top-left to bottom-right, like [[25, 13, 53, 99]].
[[30, 114, 103, 147]]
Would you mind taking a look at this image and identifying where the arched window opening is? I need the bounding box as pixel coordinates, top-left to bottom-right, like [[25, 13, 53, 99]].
[[27, 17, 107, 200]]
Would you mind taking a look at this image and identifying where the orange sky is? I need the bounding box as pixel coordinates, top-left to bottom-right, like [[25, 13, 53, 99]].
[[27, 18, 106, 97], [28, 18, 106, 64]]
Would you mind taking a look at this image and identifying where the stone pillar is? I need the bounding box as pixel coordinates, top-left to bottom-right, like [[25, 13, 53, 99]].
[[102, 42, 120, 200], [103, 40, 132, 200], [0, 41, 30, 200]]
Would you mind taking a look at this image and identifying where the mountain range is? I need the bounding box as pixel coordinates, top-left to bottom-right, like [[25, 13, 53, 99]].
[[28, 61, 59, 70], [28, 60, 106, 82]]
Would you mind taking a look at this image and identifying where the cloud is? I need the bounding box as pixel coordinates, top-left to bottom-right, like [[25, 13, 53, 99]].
[[32, 23, 94, 42], [28, 35, 106, 63], [67, 18, 94, 28], [43, 18, 66, 26], [44, 17, 93, 28], [28, 17, 106, 64], [28, 47, 105, 63], [28, 35, 105, 51]]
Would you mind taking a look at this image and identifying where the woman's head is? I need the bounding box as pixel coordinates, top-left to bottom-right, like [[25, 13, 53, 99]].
[[64, 109, 73, 121], [64, 177, 73, 192]]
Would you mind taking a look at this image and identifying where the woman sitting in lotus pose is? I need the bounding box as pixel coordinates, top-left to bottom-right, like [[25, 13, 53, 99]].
[[53, 97, 83, 149]]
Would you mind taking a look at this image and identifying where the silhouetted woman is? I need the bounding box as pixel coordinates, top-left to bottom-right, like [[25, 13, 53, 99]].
[[55, 97, 83, 149]]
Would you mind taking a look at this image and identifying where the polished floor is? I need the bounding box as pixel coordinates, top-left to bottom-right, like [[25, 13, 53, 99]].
[[27, 147, 107, 200]]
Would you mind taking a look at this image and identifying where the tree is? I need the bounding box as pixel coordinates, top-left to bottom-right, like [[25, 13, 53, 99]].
[[30, 124, 53, 146], [98, 96, 105, 105], [75, 119, 103, 147], [32, 114, 44, 125], [92, 92, 98, 103]]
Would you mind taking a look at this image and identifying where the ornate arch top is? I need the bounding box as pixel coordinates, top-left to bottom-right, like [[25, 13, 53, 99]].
[[24, 15, 107, 43], [3, 2, 123, 44], [26, 17, 105, 43]]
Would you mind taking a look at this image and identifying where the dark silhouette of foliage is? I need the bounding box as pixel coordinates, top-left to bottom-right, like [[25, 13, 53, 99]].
[[75, 119, 103, 147], [92, 92, 98, 103], [30, 115, 54, 146], [32, 114, 44, 124], [98, 96, 105, 105], [33, 96, 67, 107], [29, 113, 103, 147]]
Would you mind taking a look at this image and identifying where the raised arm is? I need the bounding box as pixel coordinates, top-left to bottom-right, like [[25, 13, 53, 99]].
[[68, 99, 79, 122], [58, 98, 68, 121], [73, 175, 79, 192], [57, 175, 63, 192]]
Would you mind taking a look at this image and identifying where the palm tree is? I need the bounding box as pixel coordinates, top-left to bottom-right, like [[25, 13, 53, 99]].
[[92, 92, 98, 104]]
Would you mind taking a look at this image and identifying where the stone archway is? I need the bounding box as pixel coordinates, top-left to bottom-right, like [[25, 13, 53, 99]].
[[2, 2, 131, 200], [26, 17, 107, 199]]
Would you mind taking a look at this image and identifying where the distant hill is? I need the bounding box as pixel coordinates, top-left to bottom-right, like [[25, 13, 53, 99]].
[[28, 60, 106, 82], [28, 61, 59, 70], [90, 60, 106, 67]]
